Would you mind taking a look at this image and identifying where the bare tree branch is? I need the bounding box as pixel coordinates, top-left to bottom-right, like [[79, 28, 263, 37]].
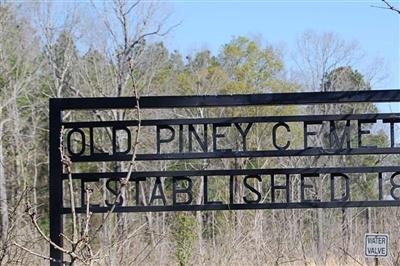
[[125, 0, 141, 16], [13, 242, 67, 264], [59, 126, 78, 243], [372, 0, 400, 14], [382, 0, 400, 13]]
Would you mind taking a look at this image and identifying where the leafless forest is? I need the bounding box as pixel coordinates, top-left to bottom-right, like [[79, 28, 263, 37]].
[[0, 1, 399, 265]]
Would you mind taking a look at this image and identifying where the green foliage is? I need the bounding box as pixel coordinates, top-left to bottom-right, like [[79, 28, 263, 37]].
[[219, 36, 284, 93], [38, 216, 50, 235], [172, 213, 196, 266], [324, 66, 371, 91], [170, 36, 294, 96]]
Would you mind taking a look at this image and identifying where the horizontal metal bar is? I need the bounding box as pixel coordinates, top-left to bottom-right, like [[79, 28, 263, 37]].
[[70, 147, 400, 162], [62, 112, 400, 128], [52, 89, 400, 110], [62, 200, 400, 214], [64, 166, 400, 180]]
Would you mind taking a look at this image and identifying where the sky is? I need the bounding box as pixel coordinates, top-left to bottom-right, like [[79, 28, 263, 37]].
[[164, 0, 399, 88], [162, 0, 399, 111]]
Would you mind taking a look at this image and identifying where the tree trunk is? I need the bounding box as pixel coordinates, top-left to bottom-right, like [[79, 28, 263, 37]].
[[0, 119, 9, 241]]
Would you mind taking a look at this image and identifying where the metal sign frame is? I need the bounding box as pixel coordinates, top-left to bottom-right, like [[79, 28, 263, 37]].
[[49, 90, 400, 264]]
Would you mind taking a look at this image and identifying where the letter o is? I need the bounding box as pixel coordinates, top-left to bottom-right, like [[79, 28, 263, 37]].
[[66, 128, 85, 156]]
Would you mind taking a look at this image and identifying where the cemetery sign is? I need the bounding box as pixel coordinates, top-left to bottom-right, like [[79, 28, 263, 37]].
[[49, 90, 400, 263]]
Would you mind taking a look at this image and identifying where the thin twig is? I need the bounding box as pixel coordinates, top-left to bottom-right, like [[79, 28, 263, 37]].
[[382, 0, 400, 13], [13, 242, 66, 263], [372, 0, 400, 14], [60, 126, 78, 243], [125, 0, 140, 16], [338, 247, 363, 266], [25, 204, 74, 256]]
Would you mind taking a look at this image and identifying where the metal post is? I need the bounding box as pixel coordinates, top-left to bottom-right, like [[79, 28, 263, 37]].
[[374, 231, 379, 266], [49, 99, 63, 265]]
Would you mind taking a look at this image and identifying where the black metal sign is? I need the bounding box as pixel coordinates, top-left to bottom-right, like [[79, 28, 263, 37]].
[[49, 90, 400, 263]]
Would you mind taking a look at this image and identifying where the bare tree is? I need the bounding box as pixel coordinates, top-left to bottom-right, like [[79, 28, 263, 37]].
[[13, 1, 177, 264], [0, 3, 46, 264]]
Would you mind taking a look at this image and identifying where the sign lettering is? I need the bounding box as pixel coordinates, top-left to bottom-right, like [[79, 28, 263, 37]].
[[365, 234, 389, 257]]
